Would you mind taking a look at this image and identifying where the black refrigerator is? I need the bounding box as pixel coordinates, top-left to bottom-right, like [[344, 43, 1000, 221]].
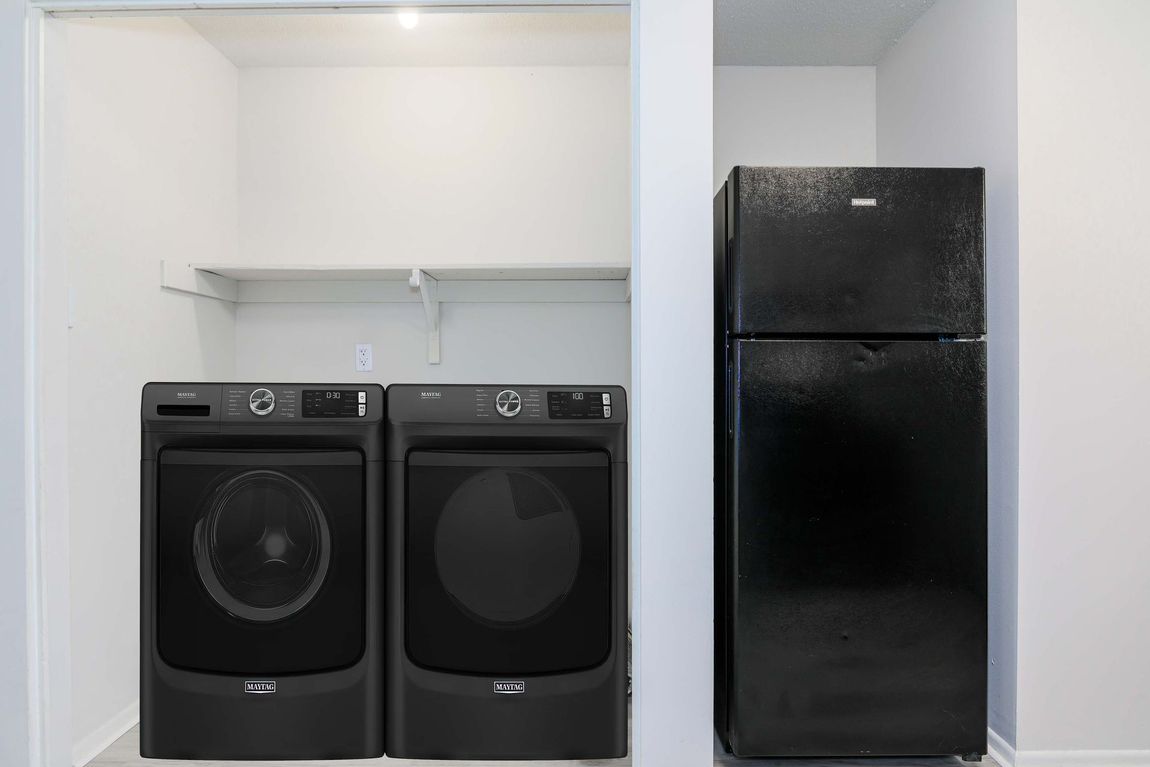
[[714, 167, 988, 759]]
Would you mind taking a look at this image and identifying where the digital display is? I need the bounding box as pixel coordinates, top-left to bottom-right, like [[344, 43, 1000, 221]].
[[303, 389, 366, 418], [547, 391, 613, 420]]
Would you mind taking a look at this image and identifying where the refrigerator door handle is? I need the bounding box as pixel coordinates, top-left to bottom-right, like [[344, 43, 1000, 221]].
[[726, 348, 735, 437]]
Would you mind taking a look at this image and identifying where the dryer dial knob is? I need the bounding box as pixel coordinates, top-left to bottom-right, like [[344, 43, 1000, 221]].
[[495, 389, 522, 418], [249, 388, 276, 416]]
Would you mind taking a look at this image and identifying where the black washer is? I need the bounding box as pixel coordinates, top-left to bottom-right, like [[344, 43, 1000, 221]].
[[140, 383, 384, 760]]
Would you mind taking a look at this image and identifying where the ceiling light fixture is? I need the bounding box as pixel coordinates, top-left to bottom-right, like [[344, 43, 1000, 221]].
[[397, 11, 419, 30]]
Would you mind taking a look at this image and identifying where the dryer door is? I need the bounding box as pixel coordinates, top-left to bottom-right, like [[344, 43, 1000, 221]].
[[156, 449, 365, 674], [406, 451, 612, 675]]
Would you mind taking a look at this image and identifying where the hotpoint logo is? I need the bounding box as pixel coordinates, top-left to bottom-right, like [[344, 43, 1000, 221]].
[[419, 391, 442, 399], [493, 681, 526, 695], [244, 681, 276, 694]]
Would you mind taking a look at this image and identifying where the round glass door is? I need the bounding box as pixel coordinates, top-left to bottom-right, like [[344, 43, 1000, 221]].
[[193, 469, 331, 622], [434, 468, 581, 627]]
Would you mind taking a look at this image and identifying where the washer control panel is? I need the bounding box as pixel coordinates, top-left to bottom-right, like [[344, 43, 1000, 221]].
[[303, 389, 368, 418], [143, 383, 383, 425], [221, 385, 378, 421]]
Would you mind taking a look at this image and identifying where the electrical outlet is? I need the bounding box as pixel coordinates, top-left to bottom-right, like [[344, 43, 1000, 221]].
[[355, 343, 373, 372]]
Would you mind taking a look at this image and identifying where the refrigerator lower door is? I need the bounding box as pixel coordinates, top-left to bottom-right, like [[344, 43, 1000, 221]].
[[723, 338, 987, 757]]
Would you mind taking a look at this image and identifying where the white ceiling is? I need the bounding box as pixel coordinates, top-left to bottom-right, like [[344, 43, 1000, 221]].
[[715, 0, 938, 66], [184, 11, 630, 68], [184, 2, 935, 69]]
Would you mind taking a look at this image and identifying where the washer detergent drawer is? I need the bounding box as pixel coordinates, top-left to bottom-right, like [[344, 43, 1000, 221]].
[[156, 449, 365, 674], [405, 450, 611, 675]]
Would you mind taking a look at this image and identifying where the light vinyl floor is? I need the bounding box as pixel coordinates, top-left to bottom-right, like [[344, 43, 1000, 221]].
[[91, 725, 999, 767], [90, 726, 627, 767]]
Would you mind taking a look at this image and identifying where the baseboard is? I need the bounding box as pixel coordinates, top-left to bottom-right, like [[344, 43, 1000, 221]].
[[1015, 750, 1150, 767], [989, 727, 1017, 767], [72, 699, 138, 767]]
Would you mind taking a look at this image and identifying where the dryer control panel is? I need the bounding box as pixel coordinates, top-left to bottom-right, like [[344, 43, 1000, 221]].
[[386, 384, 626, 425], [547, 390, 614, 420]]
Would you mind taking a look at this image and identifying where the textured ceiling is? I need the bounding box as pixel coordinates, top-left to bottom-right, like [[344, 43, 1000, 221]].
[[715, 0, 938, 66], [184, 11, 630, 68]]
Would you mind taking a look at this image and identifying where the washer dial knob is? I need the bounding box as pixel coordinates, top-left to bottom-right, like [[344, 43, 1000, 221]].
[[495, 389, 522, 418], [249, 388, 276, 416]]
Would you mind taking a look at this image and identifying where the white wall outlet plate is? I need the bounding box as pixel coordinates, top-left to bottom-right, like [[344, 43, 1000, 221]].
[[355, 343, 373, 372]]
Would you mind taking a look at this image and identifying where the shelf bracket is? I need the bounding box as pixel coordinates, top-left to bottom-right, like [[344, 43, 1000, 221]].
[[409, 269, 441, 364], [160, 260, 238, 303]]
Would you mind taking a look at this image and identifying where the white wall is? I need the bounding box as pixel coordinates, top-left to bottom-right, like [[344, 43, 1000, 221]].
[[875, 0, 1020, 752], [238, 66, 630, 267], [47, 18, 239, 764], [40, 18, 77, 767], [1016, 0, 1150, 756], [234, 302, 630, 389], [713, 66, 876, 190], [632, 0, 712, 764], [233, 63, 633, 410], [0, 0, 33, 763]]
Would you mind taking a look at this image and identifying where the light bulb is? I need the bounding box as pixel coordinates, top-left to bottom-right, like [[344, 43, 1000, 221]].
[[397, 11, 419, 30]]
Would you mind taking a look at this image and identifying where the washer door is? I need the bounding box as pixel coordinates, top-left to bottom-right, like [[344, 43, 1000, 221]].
[[156, 450, 365, 674], [406, 451, 612, 675], [193, 469, 331, 623]]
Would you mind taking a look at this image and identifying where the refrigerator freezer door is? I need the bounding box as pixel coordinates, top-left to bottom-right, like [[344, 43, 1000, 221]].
[[722, 338, 987, 757], [727, 167, 985, 336]]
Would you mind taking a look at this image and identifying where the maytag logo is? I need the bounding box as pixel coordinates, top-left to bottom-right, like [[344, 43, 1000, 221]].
[[244, 681, 276, 694], [420, 391, 442, 399], [176, 392, 197, 398], [493, 681, 525, 695], [851, 197, 878, 207]]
